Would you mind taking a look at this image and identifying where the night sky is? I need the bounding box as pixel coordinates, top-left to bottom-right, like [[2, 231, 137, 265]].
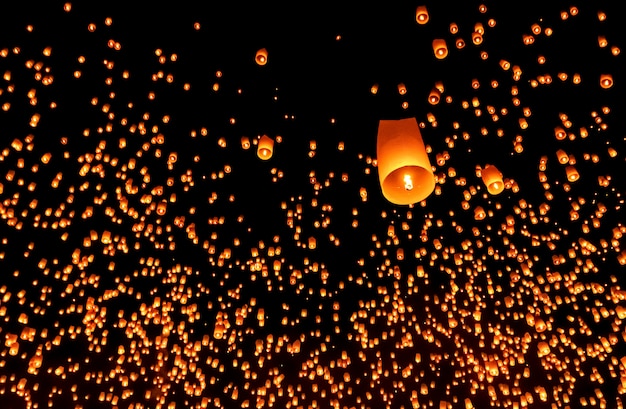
[[0, 2, 625, 409]]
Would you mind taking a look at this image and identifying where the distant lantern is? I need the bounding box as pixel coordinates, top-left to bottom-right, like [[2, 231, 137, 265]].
[[556, 149, 569, 164], [471, 32, 483, 45], [600, 74, 613, 89], [415, 6, 429, 24], [257, 135, 274, 160], [255, 48, 268, 65], [432, 39, 448, 59], [376, 117, 435, 205], [398, 83, 407, 95], [566, 166, 579, 182], [241, 136, 250, 149], [481, 164, 504, 195], [428, 88, 441, 105]]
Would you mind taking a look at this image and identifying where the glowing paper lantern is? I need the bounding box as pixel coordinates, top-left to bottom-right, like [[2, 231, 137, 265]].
[[257, 135, 274, 160], [415, 6, 429, 24], [481, 164, 504, 195], [566, 166, 579, 182], [432, 39, 448, 59], [600, 74, 613, 89], [255, 48, 268, 65], [376, 118, 435, 205]]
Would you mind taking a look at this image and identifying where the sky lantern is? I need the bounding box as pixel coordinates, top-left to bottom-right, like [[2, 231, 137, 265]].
[[257, 135, 274, 160], [600, 74, 613, 88], [566, 166, 579, 182], [432, 39, 448, 59], [376, 118, 435, 205], [428, 88, 441, 105], [415, 6, 429, 24], [481, 164, 504, 195], [255, 48, 268, 65]]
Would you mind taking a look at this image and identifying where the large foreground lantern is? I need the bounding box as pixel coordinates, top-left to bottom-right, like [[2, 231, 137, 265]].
[[377, 117, 435, 205]]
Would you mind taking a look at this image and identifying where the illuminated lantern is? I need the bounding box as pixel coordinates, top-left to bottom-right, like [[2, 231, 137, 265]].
[[566, 166, 579, 182], [474, 206, 486, 220], [376, 118, 435, 205], [432, 39, 448, 59], [241, 136, 250, 149], [556, 149, 569, 164], [398, 83, 407, 95], [370, 83, 379, 94], [600, 74, 613, 89], [554, 126, 567, 140], [255, 48, 268, 65], [415, 6, 429, 24], [257, 135, 274, 160], [481, 164, 504, 195], [471, 32, 483, 45], [428, 88, 441, 105]]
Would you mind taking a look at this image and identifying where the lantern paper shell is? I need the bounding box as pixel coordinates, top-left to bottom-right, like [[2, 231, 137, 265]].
[[257, 135, 274, 160], [255, 48, 268, 65], [481, 164, 504, 195], [376, 118, 435, 205]]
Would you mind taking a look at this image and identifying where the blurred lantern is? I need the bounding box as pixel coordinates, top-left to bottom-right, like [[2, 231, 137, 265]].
[[241, 136, 250, 149], [566, 166, 579, 182], [398, 83, 407, 95], [600, 74, 613, 89], [257, 135, 274, 160], [376, 117, 435, 205], [428, 88, 441, 105], [255, 48, 268, 65], [415, 6, 429, 24], [432, 39, 448, 59], [481, 164, 504, 195]]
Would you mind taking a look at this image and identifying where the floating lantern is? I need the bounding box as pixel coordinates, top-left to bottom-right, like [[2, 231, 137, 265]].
[[472, 32, 483, 45], [255, 48, 268, 65], [415, 6, 429, 24], [566, 166, 579, 182], [481, 164, 504, 195], [428, 88, 441, 105], [257, 135, 274, 160], [376, 118, 435, 205], [600, 74, 613, 89], [432, 39, 448, 59]]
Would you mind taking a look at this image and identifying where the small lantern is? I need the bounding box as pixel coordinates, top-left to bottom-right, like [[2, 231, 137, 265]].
[[255, 48, 268, 65], [428, 88, 441, 105], [432, 39, 448, 59], [257, 135, 274, 160], [415, 6, 429, 24], [481, 164, 504, 195], [376, 118, 435, 205], [600, 74, 613, 89], [566, 166, 579, 182], [472, 32, 483, 45]]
